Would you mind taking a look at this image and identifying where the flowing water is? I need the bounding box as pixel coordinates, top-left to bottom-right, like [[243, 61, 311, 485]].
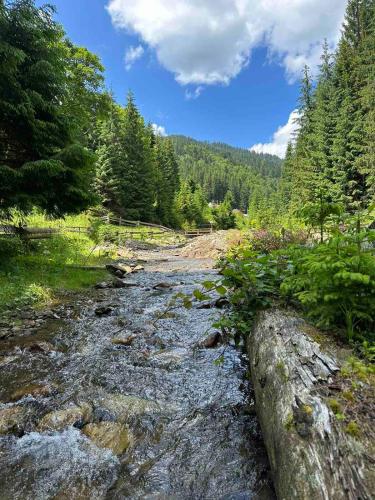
[[0, 249, 273, 499]]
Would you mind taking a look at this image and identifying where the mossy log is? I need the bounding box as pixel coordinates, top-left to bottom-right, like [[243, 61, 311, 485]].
[[247, 309, 374, 500]]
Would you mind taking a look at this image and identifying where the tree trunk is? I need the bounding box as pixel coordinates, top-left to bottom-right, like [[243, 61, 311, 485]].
[[247, 309, 374, 500]]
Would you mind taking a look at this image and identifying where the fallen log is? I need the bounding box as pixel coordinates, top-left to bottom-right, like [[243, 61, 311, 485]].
[[247, 309, 374, 500]]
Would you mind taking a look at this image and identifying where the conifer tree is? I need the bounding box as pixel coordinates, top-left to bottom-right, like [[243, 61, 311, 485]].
[[0, 0, 96, 216], [154, 137, 180, 226], [95, 104, 125, 212], [119, 92, 155, 221]]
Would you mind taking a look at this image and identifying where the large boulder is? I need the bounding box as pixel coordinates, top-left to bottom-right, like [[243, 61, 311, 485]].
[[93, 393, 161, 427], [38, 404, 92, 431], [82, 422, 131, 455], [247, 309, 374, 500]]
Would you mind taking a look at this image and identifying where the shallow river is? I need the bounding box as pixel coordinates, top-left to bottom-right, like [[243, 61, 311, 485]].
[[0, 250, 273, 499]]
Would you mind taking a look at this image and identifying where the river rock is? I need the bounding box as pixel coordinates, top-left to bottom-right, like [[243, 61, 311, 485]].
[[95, 306, 112, 316], [111, 335, 136, 346], [82, 422, 131, 455], [38, 404, 92, 431], [28, 341, 55, 353], [10, 383, 56, 402], [199, 331, 223, 348], [153, 282, 175, 290], [248, 309, 373, 500], [0, 406, 25, 435], [106, 263, 133, 276], [133, 265, 144, 272], [95, 281, 109, 289], [96, 394, 160, 423], [112, 278, 139, 289]]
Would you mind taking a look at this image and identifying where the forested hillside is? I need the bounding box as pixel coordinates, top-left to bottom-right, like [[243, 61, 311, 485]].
[[169, 135, 282, 212]]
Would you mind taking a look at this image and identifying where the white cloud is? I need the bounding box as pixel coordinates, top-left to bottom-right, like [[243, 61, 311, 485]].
[[250, 109, 300, 158], [152, 123, 167, 136], [107, 0, 346, 86], [185, 86, 204, 100], [124, 44, 144, 70]]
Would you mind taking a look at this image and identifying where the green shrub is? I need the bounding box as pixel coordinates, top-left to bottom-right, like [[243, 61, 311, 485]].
[[0, 237, 25, 263], [281, 230, 375, 340]]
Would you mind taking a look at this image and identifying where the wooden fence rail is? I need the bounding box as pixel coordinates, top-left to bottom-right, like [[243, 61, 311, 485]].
[[0, 219, 214, 241]]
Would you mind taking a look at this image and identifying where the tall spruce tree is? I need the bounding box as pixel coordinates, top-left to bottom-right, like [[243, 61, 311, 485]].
[[95, 103, 125, 213], [119, 92, 155, 221], [0, 0, 96, 216], [154, 137, 180, 226], [291, 65, 316, 208]]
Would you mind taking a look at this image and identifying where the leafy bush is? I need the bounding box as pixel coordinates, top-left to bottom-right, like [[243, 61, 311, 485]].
[[0, 237, 25, 263], [248, 229, 308, 253], [215, 221, 374, 344], [281, 230, 375, 340]]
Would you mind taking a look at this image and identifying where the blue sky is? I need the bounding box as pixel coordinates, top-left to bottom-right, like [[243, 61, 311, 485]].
[[45, 0, 346, 157]]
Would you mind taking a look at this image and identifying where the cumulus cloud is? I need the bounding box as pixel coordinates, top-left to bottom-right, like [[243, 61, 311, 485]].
[[250, 109, 300, 158], [124, 44, 144, 70], [107, 0, 346, 86], [152, 123, 167, 136]]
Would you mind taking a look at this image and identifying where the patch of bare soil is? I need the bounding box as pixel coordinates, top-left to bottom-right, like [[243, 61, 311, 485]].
[[179, 230, 243, 259]]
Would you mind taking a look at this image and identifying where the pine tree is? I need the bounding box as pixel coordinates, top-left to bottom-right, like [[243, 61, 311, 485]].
[[95, 104, 125, 212], [331, 0, 374, 210], [154, 137, 180, 226], [310, 41, 339, 202], [119, 92, 155, 221], [291, 65, 316, 207], [354, 0, 375, 204], [0, 0, 95, 217], [279, 142, 295, 207]]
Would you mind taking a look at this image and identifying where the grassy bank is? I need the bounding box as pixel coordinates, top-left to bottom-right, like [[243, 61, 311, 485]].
[[0, 230, 110, 313], [0, 211, 184, 313]]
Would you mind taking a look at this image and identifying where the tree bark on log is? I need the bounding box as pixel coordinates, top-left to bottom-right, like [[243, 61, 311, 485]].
[[247, 309, 374, 500]]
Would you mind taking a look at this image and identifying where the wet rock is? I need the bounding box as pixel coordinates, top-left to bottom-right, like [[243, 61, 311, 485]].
[[82, 422, 131, 455], [106, 263, 133, 276], [153, 282, 175, 290], [28, 341, 55, 353], [199, 332, 223, 348], [214, 297, 230, 309], [38, 404, 92, 431], [196, 301, 212, 310], [111, 335, 136, 347], [0, 406, 25, 435], [133, 265, 144, 272], [150, 350, 184, 368], [95, 281, 109, 289], [95, 306, 112, 316], [97, 394, 160, 423], [114, 269, 124, 278], [10, 383, 56, 402], [112, 278, 139, 289]]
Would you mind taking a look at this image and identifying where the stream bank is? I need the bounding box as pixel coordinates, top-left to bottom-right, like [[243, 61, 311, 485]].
[[0, 244, 273, 499]]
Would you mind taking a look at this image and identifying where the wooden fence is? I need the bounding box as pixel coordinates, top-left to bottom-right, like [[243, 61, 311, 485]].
[[0, 218, 214, 241]]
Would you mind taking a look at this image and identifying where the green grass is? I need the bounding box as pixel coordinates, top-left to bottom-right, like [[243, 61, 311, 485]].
[[0, 228, 110, 313], [0, 210, 184, 313]]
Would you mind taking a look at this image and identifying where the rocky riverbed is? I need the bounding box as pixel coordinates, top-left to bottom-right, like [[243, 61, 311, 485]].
[[0, 245, 273, 499]]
